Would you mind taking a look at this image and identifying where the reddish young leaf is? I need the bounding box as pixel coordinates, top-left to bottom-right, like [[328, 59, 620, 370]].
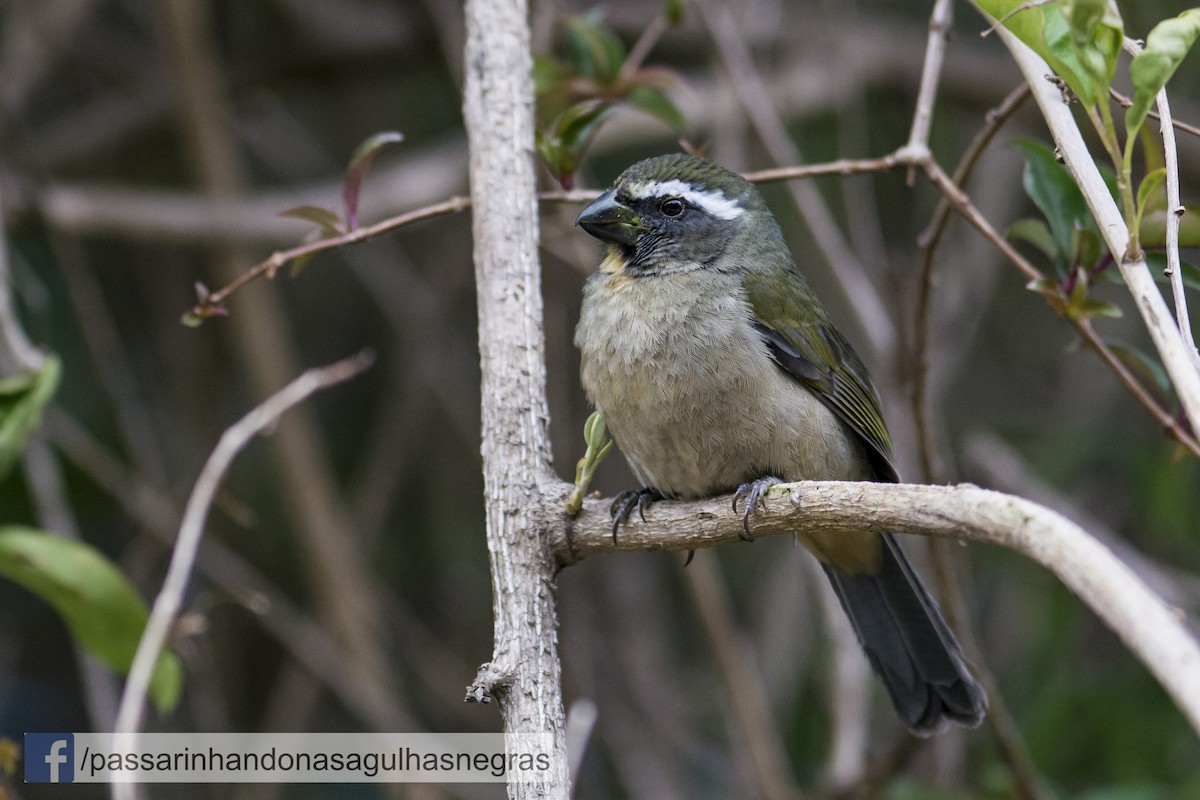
[[343, 131, 405, 231], [279, 205, 346, 237]]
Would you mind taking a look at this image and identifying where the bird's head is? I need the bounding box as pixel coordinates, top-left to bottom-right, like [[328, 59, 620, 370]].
[[576, 154, 775, 277]]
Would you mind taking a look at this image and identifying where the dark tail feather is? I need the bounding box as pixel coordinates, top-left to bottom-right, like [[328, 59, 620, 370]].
[[823, 534, 987, 736]]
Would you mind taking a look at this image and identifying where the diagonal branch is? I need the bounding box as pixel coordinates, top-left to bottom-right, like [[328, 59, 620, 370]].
[[989, 22, 1200, 440], [920, 159, 1200, 458], [911, 82, 1031, 481], [112, 352, 374, 793]]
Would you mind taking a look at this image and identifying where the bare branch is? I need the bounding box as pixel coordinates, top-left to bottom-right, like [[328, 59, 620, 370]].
[[558, 480, 1200, 736], [112, 353, 374, 784], [900, 0, 954, 178], [1109, 87, 1200, 140], [920, 159, 1200, 458], [188, 195, 471, 319], [1154, 87, 1200, 373], [912, 83, 1031, 481], [696, 0, 897, 361], [989, 22, 1200, 440]]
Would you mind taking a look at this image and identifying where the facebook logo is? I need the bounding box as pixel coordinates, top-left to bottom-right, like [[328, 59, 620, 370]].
[[24, 733, 74, 783]]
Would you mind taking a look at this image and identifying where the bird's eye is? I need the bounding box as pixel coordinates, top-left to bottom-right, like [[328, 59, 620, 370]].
[[660, 197, 686, 218]]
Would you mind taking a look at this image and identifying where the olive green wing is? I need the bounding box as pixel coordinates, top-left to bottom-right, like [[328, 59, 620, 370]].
[[744, 271, 898, 483]]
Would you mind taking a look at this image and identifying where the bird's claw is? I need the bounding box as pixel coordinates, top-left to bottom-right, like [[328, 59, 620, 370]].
[[731, 476, 781, 541], [609, 487, 663, 542]]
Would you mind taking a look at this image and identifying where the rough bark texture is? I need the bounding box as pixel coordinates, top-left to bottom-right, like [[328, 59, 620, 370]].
[[458, 5, 1200, 793], [462, 0, 569, 795], [560, 480, 1200, 735]]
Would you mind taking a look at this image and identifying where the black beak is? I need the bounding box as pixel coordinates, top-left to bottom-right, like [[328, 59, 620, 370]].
[[576, 189, 640, 247]]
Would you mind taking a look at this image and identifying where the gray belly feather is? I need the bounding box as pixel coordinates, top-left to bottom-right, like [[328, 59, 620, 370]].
[[576, 271, 868, 497]]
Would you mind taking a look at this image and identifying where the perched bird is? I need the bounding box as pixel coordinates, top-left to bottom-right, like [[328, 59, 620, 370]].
[[574, 153, 987, 736]]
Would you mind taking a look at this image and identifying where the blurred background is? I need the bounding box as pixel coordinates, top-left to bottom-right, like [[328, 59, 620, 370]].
[[1, 0, 1198, 798]]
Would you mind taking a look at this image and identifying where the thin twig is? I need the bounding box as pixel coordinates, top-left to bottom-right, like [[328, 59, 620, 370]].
[[1109, 87, 1200, 140], [907, 84, 1050, 799], [0, 187, 45, 375], [978, 0, 1054, 40], [189, 157, 901, 319], [620, 13, 670, 80], [191, 194, 471, 317], [187, 136, 1200, 460], [912, 83, 1030, 481], [928, 540, 1051, 800], [921, 160, 1042, 282], [41, 407, 433, 733], [1152, 85, 1200, 372], [682, 553, 803, 800], [744, 155, 901, 182], [992, 21, 1200, 446], [112, 352, 373, 788], [901, 0, 954, 183], [921, 158, 1200, 457], [695, 0, 897, 361]]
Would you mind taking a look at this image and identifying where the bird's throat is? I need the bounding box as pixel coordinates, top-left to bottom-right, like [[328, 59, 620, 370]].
[[599, 250, 628, 275]]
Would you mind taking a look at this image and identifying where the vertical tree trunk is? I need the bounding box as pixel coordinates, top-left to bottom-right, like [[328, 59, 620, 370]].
[[462, 0, 570, 796]]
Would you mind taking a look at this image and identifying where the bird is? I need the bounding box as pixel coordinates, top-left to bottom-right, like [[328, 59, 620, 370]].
[[573, 152, 987, 736]]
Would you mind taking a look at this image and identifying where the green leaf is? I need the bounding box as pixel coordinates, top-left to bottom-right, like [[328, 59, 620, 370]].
[[533, 55, 570, 95], [665, 0, 686, 26], [1060, 268, 1121, 320], [0, 355, 60, 481], [1016, 139, 1094, 268], [1106, 341, 1173, 404], [1136, 168, 1167, 213], [1026, 277, 1068, 315], [1061, 0, 1123, 102], [1042, 9, 1097, 103], [1137, 124, 1166, 177], [538, 101, 615, 188], [1126, 9, 1200, 139], [1075, 299, 1123, 319], [535, 133, 566, 185], [279, 205, 345, 238], [289, 252, 317, 278], [1068, 266, 1090, 311], [1070, 226, 1102, 271], [1144, 253, 1200, 291], [343, 130, 404, 231], [566, 11, 626, 84], [0, 527, 183, 713], [1007, 218, 1060, 261], [978, 0, 1094, 103], [1133, 167, 1167, 240], [1140, 202, 1200, 248], [566, 411, 614, 516], [623, 85, 684, 130]]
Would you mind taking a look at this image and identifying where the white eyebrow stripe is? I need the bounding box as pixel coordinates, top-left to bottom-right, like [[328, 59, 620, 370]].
[[627, 178, 745, 220]]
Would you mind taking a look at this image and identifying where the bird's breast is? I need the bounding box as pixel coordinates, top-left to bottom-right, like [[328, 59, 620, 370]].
[[576, 270, 866, 497]]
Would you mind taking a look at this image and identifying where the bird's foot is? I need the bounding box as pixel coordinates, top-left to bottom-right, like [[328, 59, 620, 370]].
[[732, 476, 782, 541], [609, 487, 663, 542]]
